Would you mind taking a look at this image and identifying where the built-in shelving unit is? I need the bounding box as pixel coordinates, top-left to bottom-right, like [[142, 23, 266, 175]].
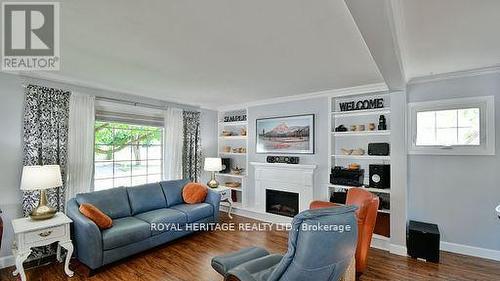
[[217, 109, 249, 208], [329, 92, 392, 238]]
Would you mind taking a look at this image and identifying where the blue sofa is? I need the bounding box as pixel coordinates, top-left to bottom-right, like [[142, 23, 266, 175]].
[[66, 179, 221, 270]]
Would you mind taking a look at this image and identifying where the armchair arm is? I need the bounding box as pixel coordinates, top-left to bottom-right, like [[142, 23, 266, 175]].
[[205, 189, 221, 221], [212, 247, 270, 276], [227, 254, 283, 281], [66, 199, 103, 269]]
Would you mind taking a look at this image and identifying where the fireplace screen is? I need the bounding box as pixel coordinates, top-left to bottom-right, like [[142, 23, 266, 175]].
[[266, 189, 299, 217]]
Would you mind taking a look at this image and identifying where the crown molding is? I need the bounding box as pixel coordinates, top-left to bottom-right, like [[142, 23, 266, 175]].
[[217, 82, 389, 111], [408, 64, 500, 85], [5, 71, 214, 110]]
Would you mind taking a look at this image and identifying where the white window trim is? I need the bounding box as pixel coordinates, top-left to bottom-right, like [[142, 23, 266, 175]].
[[408, 96, 495, 155]]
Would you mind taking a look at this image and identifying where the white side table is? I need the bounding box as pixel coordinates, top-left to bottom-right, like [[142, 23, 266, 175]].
[[211, 186, 234, 219], [11, 212, 74, 281]]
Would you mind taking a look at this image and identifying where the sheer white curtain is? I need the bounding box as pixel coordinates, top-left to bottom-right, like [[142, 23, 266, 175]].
[[65, 94, 95, 205], [163, 107, 184, 180]]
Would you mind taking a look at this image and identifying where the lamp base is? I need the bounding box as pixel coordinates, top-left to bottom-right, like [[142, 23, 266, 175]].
[[207, 179, 219, 189], [207, 172, 219, 188], [29, 190, 56, 220]]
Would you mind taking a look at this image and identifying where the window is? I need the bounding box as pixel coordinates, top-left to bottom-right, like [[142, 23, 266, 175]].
[[94, 121, 163, 190], [409, 96, 495, 155]]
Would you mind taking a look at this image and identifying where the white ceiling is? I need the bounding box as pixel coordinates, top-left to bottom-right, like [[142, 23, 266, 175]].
[[399, 0, 500, 80], [48, 0, 383, 109]]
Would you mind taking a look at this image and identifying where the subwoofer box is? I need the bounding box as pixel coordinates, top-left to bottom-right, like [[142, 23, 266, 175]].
[[407, 220, 440, 263]]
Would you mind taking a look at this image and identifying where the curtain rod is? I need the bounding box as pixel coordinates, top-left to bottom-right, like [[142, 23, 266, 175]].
[[95, 96, 169, 111]]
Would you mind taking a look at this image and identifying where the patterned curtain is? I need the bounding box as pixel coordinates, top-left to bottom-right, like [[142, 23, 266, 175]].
[[22, 85, 70, 261], [182, 111, 201, 182]]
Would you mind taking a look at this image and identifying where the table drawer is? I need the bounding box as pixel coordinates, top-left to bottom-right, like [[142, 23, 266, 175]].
[[25, 225, 66, 243]]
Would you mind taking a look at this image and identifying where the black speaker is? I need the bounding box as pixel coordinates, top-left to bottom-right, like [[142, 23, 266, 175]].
[[368, 143, 390, 156], [407, 220, 440, 263], [266, 156, 299, 164], [220, 158, 231, 173], [369, 164, 390, 189]]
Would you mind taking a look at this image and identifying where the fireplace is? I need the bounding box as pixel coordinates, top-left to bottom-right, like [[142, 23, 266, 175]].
[[266, 189, 299, 217]]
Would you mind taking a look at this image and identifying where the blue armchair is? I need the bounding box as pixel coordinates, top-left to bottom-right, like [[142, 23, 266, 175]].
[[211, 206, 358, 281]]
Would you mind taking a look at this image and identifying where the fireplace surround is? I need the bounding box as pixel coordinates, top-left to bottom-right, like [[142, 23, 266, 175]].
[[251, 162, 317, 216]]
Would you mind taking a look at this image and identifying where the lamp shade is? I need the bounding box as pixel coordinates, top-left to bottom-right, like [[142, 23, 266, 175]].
[[204, 158, 222, 172], [20, 165, 63, 191]]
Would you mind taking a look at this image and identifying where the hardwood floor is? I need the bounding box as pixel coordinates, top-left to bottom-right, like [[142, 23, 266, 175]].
[[1, 213, 499, 281]]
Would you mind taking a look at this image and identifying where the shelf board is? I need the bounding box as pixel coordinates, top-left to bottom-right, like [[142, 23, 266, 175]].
[[332, 108, 391, 117], [328, 184, 391, 194], [219, 136, 247, 140], [220, 185, 243, 191], [219, 121, 248, 126], [332, 155, 390, 161], [219, 152, 247, 156], [332, 130, 390, 137], [216, 173, 246, 178], [378, 209, 391, 214]]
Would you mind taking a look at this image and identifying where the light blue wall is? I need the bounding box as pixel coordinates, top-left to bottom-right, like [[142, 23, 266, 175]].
[[246, 97, 330, 205], [0, 72, 218, 261], [407, 72, 500, 251]]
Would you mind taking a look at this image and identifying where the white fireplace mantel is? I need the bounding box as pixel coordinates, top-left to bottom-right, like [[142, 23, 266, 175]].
[[250, 162, 317, 214]]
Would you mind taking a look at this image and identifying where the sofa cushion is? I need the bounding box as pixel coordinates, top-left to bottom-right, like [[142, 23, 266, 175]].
[[170, 203, 213, 222], [182, 182, 208, 204], [160, 179, 189, 207], [102, 217, 151, 250], [79, 203, 113, 229], [127, 183, 167, 215], [76, 187, 131, 219], [135, 208, 187, 235]]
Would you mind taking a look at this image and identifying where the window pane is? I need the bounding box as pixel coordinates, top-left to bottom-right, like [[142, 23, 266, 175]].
[[114, 146, 132, 161], [132, 176, 147, 186], [416, 111, 436, 145], [436, 109, 457, 128], [132, 161, 147, 176], [114, 162, 131, 178], [148, 174, 161, 183], [148, 160, 162, 174], [95, 162, 113, 179], [436, 128, 458, 145], [458, 128, 480, 145], [94, 179, 113, 191], [114, 177, 131, 187], [458, 108, 480, 129], [94, 121, 164, 191], [147, 145, 162, 159], [95, 123, 113, 144], [95, 145, 113, 161], [416, 108, 481, 147]]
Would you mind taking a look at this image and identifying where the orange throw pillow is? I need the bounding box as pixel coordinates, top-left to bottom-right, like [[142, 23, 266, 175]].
[[182, 182, 208, 204], [79, 203, 113, 229]]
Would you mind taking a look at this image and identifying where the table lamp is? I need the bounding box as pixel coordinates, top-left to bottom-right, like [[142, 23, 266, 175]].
[[20, 165, 62, 220], [204, 158, 222, 188]]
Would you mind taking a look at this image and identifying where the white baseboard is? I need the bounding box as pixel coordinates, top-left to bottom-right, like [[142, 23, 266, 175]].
[[0, 255, 15, 269], [389, 244, 407, 256], [441, 241, 500, 261]]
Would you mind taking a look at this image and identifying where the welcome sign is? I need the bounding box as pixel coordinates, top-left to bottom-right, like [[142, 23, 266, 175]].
[[339, 97, 384, 112]]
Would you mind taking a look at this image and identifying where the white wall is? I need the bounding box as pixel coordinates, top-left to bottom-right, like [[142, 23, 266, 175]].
[[407, 72, 500, 253], [0, 74, 25, 265], [246, 97, 330, 206], [0, 72, 218, 265]]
